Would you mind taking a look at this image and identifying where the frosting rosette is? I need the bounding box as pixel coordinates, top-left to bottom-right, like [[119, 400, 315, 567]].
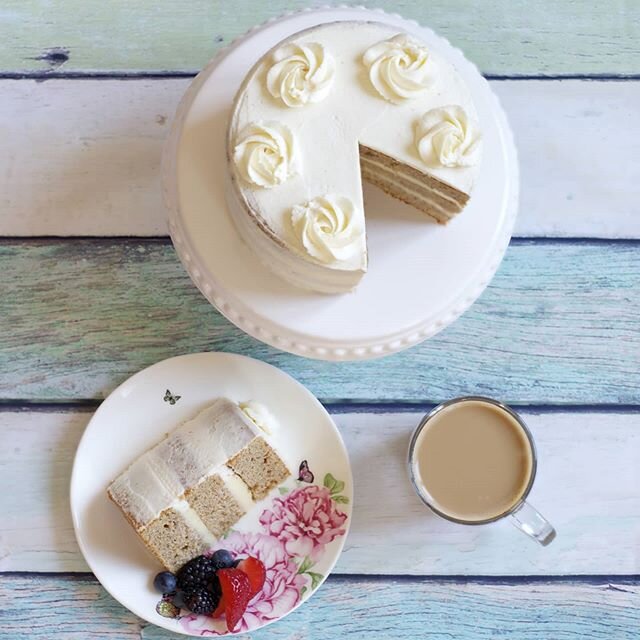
[[266, 42, 335, 107], [363, 34, 435, 103], [415, 105, 482, 168], [233, 121, 299, 188], [291, 195, 363, 264]]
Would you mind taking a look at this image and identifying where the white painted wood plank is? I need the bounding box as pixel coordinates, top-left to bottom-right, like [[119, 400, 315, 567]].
[[1, 409, 638, 575], [1, 79, 638, 237]]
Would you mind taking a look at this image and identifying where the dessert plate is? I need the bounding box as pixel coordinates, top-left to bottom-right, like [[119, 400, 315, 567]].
[[163, 6, 519, 361], [70, 352, 353, 636]]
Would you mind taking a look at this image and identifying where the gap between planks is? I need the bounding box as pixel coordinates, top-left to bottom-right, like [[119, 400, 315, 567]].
[[1, 78, 639, 237], [1, 409, 638, 575]]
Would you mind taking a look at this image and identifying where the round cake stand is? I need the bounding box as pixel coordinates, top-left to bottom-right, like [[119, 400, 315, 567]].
[[162, 5, 519, 362]]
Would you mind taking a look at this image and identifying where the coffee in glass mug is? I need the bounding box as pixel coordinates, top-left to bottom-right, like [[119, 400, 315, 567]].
[[408, 396, 555, 545]]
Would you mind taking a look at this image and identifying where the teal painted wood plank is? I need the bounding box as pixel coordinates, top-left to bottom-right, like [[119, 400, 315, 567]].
[[0, 239, 638, 404], [1, 1, 639, 76], [0, 575, 638, 639]]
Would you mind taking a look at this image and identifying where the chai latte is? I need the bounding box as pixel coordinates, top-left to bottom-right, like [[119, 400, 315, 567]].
[[412, 400, 533, 522]]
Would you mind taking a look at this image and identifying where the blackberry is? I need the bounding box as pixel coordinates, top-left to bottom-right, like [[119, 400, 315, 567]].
[[184, 588, 219, 615], [176, 555, 217, 592]]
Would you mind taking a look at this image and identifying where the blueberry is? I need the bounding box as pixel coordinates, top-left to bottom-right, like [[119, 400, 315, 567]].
[[153, 571, 177, 594], [210, 549, 234, 569]]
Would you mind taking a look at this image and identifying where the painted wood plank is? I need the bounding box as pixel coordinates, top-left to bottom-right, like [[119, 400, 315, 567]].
[[2, 409, 638, 575], [0, 240, 638, 404], [2, 78, 639, 238], [1, 1, 639, 76], [0, 574, 637, 639]]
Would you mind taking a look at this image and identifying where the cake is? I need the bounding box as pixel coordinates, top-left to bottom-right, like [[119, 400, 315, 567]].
[[226, 21, 482, 294], [107, 398, 291, 571]]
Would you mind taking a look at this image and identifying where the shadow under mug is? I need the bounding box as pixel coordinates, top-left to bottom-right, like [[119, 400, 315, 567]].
[[407, 396, 556, 546]]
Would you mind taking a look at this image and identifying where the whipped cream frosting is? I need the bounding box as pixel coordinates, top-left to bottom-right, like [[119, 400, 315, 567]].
[[416, 105, 482, 168], [363, 34, 435, 103], [240, 400, 278, 435], [233, 121, 299, 188], [291, 195, 363, 265], [267, 42, 336, 108]]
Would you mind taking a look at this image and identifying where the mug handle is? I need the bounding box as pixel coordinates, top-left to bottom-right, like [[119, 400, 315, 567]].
[[509, 501, 556, 546]]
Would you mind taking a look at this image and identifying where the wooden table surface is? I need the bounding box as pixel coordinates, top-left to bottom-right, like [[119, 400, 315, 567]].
[[1, 2, 639, 638]]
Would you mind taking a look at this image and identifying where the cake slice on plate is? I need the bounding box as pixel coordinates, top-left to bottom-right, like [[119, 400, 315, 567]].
[[108, 398, 290, 571]]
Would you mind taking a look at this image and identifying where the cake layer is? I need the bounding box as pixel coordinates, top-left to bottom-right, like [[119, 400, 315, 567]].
[[139, 503, 212, 572], [227, 436, 291, 501], [185, 470, 249, 538]]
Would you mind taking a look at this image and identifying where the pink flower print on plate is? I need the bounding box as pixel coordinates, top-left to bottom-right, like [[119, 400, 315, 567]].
[[260, 483, 348, 562]]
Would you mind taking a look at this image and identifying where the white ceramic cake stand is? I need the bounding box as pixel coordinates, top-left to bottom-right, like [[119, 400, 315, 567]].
[[163, 6, 518, 361]]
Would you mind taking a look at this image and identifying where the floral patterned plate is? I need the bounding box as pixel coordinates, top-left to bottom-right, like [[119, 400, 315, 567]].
[[70, 353, 352, 636]]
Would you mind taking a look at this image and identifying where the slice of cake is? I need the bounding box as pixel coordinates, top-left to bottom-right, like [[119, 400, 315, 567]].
[[226, 21, 482, 294], [108, 398, 290, 571]]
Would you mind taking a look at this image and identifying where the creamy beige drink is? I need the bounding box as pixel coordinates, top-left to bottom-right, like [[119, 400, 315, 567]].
[[411, 400, 533, 522]]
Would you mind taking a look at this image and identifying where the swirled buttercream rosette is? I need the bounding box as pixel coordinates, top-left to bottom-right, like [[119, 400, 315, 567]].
[[415, 105, 482, 168], [290, 195, 363, 264], [267, 42, 336, 108], [233, 121, 299, 188], [363, 34, 435, 103]]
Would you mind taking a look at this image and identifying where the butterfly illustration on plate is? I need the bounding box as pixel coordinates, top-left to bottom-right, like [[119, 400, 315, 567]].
[[298, 460, 314, 483], [163, 389, 181, 405]]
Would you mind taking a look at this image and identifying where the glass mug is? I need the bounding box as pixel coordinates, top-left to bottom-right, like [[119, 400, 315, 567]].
[[408, 396, 556, 546]]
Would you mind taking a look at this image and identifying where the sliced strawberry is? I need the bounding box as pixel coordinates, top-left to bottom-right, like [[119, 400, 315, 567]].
[[217, 568, 251, 632], [236, 556, 266, 598], [211, 594, 225, 619]]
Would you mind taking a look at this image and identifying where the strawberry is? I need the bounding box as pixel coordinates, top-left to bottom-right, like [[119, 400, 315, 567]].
[[217, 568, 252, 632], [236, 556, 266, 598]]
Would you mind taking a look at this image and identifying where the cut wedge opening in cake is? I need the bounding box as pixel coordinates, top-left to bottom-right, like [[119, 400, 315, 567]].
[[358, 144, 469, 224], [107, 398, 291, 571]]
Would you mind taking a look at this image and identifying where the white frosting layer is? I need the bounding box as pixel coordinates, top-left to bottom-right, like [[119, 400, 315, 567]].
[[228, 21, 480, 293], [109, 398, 260, 527], [416, 105, 482, 168], [363, 34, 435, 103], [266, 42, 336, 107], [233, 121, 299, 188], [218, 465, 255, 513]]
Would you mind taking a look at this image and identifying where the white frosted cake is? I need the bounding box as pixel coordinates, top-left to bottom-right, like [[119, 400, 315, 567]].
[[226, 21, 482, 294], [108, 398, 290, 571]]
